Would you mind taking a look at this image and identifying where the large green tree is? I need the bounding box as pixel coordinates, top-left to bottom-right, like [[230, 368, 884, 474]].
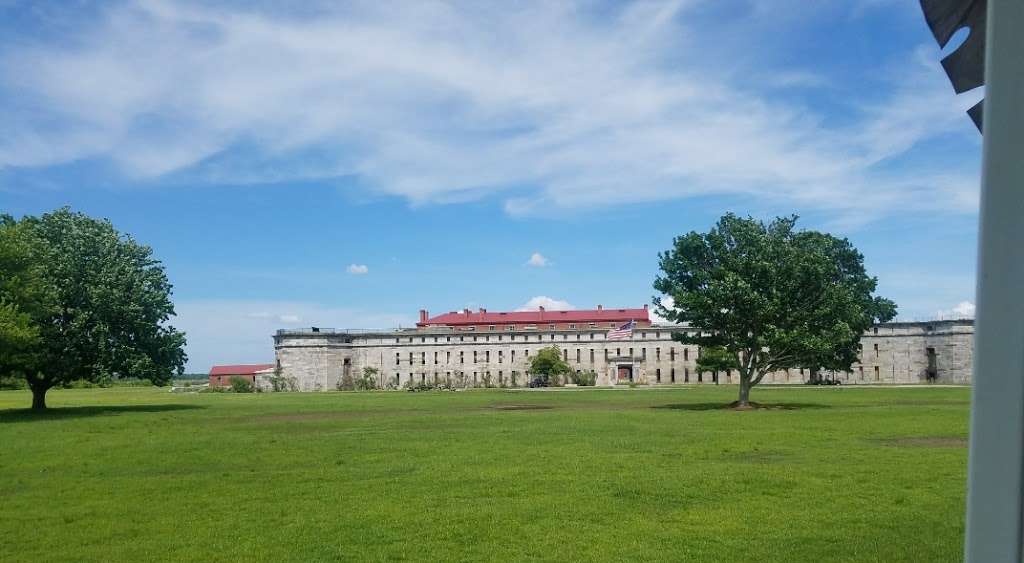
[[528, 346, 571, 386], [0, 216, 48, 383], [1, 209, 187, 409], [654, 214, 895, 407]]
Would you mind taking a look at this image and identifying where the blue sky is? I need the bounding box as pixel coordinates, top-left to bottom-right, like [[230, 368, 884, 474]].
[[0, 0, 983, 372]]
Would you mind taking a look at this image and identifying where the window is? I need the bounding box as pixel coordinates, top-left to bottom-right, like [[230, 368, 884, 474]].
[[434, 351, 438, 364], [576, 334, 581, 341], [489, 325, 495, 331], [409, 337, 414, 343], [874, 366, 880, 381], [466, 326, 476, 331], [569, 324, 576, 329], [486, 350, 490, 362], [684, 367, 689, 382], [395, 338, 400, 344], [498, 335, 503, 341], [446, 351, 451, 363], [549, 324, 556, 330], [420, 352, 425, 364], [590, 333, 595, 340], [537, 335, 542, 341], [498, 351, 502, 363], [670, 348, 675, 361], [684, 348, 689, 361], [433, 337, 438, 343], [510, 334, 516, 341], [550, 334, 555, 340], [460, 351, 464, 364], [629, 347, 633, 358], [656, 368, 661, 381], [473, 336, 478, 342], [486, 336, 490, 342], [447, 336, 451, 342], [671, 368, 676, 382], [408, 352, 414, 364], [563, 334, 568, 340], [563, 349, 568, 361], [590, 349, 595, 362], [589, 323, 596, 328], [616, 348, 621, 356], [473, 351, 478, 363], [874, 343, 879, 358], [511, 350, 516, 362], [604, 349, 609, 360], [508, 325, 515, 331], [642, 348, 647, 360], [395, 353, 401, 366], [576, 349, 581, 362], [873, 327, 878, 335], [656, 348, 661, 361]]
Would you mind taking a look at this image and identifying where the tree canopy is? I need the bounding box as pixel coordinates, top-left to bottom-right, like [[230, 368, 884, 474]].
[[529, 346, 571, 385], [0, 208, 187, 409], [654, 213, 895, 407], [695, 346, 738, 381]]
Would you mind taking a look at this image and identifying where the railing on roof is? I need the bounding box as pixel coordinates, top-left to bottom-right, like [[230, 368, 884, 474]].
[[275, 328, 390, 336]]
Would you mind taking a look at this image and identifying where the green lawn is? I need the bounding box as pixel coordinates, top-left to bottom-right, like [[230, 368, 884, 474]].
[[0, 385, 969, 562]]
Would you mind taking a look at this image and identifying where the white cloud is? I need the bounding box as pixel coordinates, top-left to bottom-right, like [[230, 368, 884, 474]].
[[516, 296, 574, 311], [0, 1, 981, 222], [936, 300, 976, 320], [650, 296, 675, 324], [526, 252, 549, 267], [174, 299, 413, 372], [346, 264, 369, 275]]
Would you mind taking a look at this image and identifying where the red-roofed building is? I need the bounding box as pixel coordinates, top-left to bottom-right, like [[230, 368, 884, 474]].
[[415, 305, 650, 332], [209, 364, 275, 387]]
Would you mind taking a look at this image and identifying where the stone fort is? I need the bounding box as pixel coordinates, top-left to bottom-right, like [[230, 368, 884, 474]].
[[270, 305, 974, 391]]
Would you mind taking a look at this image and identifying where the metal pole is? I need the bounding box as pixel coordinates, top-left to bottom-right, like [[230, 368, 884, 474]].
[[965, 1, 1024, 561]]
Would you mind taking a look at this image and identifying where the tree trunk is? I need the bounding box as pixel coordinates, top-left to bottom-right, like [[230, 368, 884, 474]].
[[737, 376, 751, 406], [31, 386, 48, 410]]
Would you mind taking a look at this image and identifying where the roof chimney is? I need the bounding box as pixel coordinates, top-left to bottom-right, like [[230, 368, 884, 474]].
[[419, 309, 428, 323], [479, 307, 487, 314], [538, 305, 544, 319], [643, 304, 648, 310], [463, 308, 471, 315], [597, 304, 603, 311]]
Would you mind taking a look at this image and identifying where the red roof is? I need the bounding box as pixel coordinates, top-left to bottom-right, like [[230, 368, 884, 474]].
[[418, 306, 649, 327], [209, 364, 275, 376]]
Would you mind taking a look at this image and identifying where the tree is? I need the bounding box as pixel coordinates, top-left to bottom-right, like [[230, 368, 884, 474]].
[[528, 346, 571, 386], [654, 214, 896, 407], [3, 209, 187, 409], [695, 346, 738, 383], [0, 216, 49, 386]]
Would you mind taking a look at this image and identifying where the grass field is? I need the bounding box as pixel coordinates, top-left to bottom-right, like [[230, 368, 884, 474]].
[[0, 385, 969, 562]]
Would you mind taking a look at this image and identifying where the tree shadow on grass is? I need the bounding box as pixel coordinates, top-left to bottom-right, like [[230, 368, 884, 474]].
[[0, 404, 205, 423], [653, 402, 831, 412]]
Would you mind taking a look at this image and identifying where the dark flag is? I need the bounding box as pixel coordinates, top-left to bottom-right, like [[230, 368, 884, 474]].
[[919, 0, 987, 131]]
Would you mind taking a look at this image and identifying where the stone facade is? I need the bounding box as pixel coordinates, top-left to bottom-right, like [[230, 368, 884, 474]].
[[271, 320, 974, 391]]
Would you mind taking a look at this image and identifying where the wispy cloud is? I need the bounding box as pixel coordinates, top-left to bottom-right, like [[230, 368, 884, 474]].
[[0, 0, 980, 222], [526, 252, 548, 267], [346, 264, 369, 275]]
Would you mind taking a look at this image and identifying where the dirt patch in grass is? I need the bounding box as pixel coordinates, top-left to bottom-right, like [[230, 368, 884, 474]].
[[489, 404, 554, 411], [876, 436, 967, 448], [654, 402, 828, 412]]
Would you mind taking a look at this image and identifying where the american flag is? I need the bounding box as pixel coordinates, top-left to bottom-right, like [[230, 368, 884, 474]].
[[606, 320, 635, 340]]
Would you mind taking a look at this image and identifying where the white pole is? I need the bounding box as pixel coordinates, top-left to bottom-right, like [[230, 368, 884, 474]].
[[965, 1, 1024, 561]]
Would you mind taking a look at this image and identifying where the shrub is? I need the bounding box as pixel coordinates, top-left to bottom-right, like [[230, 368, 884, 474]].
[[199, 385, 227, 393], [0, 375, 27, 390], [355, 367, 379, 391], [229, 376, 254, 393], [571, 370, 597, 387]]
